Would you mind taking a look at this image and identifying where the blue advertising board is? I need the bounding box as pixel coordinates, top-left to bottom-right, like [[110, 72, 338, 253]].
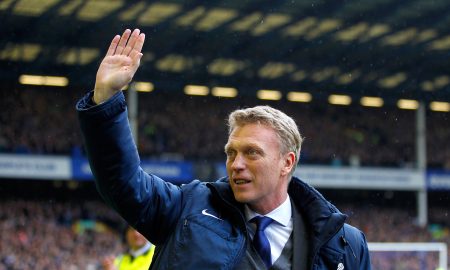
[[427, 170, 450, 190], [71, 157, 194, 184]]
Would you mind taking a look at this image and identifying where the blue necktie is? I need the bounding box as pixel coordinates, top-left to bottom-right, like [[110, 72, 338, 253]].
[[251, 216, 273, 269]]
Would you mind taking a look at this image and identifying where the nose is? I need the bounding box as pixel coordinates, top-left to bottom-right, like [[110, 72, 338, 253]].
[[230, 153, 246, 171]]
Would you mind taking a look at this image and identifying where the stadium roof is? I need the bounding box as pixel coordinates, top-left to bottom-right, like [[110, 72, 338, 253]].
[[1, 0, 450, 103]]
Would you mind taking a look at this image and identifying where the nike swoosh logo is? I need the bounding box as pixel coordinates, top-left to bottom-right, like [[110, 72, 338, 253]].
[[202, 209, 223, 221]]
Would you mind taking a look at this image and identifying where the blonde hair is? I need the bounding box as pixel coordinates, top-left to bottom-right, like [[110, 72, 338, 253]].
[[227, 106, 303, 171]]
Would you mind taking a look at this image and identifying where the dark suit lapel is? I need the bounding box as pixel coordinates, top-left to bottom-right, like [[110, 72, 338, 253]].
[[292, 198, 310, 270]]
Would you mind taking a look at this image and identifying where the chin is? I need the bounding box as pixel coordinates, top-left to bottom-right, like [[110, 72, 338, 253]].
[[233, 192, 253, 204]]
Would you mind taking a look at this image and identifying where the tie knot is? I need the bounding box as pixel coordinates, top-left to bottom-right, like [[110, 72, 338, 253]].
[[251, 216, 273, 231]]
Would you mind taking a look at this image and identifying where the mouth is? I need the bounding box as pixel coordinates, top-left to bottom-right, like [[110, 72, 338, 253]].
[[233, 178, 251, 185]]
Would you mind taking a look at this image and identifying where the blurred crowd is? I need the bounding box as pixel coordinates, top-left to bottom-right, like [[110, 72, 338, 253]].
[[0, 199, 125, 270], [1, 88, 449, 169], [344, 204, 450, 270], [0, 196, 448, 270]]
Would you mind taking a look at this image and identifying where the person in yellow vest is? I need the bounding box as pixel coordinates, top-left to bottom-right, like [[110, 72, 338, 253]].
[[102, 226, 155, 270]]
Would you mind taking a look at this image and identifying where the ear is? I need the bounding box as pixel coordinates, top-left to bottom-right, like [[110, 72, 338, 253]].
[[280, 152, 296, 176]]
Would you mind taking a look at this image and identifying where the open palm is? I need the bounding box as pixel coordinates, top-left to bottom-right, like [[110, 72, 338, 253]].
[[94, 29, 145, 104]]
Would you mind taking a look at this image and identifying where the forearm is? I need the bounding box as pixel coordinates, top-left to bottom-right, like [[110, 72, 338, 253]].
[[77, 91, 140, 207], [76, 91, 182, 242]]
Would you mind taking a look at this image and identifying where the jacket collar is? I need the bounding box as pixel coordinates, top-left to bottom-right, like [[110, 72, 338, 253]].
[[209, 176, 347, 252], [288, 177, 347, 255]]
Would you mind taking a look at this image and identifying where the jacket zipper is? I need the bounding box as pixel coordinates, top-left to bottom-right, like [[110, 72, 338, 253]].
[[208, 184, 248, 270], [310, 223, 345, 270], [341, 235, 357, 259]]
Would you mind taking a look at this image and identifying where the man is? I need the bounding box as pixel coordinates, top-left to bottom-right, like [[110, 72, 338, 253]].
[[77, 28, 371, 269], [102, 226, 155, 270]]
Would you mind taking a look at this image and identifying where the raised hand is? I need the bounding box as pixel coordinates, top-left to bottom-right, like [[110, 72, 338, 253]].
[[93, 29, 145, 104]]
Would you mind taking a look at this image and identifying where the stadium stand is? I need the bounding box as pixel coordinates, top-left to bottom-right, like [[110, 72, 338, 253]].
[[0, 1, 449, 269], [0, 180, 126, 269], [0, 181, 448, 270], [1, 87, 449, 169]]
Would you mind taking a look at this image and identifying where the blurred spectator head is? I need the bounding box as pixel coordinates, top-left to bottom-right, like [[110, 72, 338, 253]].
[[125, 226, 149, 251]]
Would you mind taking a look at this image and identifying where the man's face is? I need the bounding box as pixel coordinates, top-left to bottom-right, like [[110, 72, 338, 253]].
[[225, 123, 293, 214], [126, 227, 148, 251]]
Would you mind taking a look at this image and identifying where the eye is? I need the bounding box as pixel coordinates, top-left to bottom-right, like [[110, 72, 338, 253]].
[[225, 149, 236, 159], [246, 148, 260, 158]]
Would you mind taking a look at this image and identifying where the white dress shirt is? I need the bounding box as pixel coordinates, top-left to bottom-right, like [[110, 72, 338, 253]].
[[245, 196, 293, 264]]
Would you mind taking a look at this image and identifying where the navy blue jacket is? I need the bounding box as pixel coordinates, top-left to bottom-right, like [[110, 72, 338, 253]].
[[77, 91, 371, 270]]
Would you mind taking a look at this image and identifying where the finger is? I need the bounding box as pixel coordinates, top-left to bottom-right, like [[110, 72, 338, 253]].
[[134, 33, 145, 53], [129, 33, 145, 60], [130, 53, 143, 73], [116, 29, 132, 55], [105, 35, 120, 57], [123, 29, 140, 56]]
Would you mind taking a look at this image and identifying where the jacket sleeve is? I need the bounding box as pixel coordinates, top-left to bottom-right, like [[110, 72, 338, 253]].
[[76, 90, 182, 244]]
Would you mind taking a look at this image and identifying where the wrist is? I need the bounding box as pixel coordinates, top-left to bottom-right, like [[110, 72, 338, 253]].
[[93, 82, 113, 104], [93, 91, 102, 104], [93, 90, 110, 104]]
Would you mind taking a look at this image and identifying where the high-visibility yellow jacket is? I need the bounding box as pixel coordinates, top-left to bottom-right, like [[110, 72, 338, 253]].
[[114, 245, 155, 270]]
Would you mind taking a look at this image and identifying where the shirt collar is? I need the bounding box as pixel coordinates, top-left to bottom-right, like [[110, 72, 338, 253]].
[[244, 195, 292, 227], [129, 242, 152, 258]]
